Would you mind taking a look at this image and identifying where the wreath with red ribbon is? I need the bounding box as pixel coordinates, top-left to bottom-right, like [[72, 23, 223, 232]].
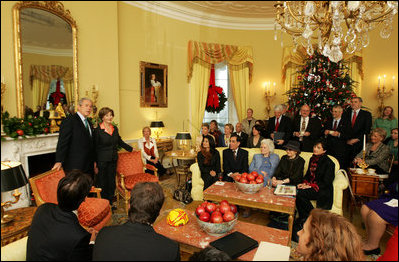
[[205, 65, 227, 113]]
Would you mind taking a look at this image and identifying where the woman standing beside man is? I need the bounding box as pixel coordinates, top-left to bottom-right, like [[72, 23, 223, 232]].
[[94, 107, 132, 208]]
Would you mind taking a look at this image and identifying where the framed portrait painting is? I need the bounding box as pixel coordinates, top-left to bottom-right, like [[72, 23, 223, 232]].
[[140, 61, 168, 107]]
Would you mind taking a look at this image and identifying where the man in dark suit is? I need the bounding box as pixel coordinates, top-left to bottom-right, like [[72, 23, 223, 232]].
[[323, 105, 350, 169], [27, 170, 96, 261], [342, 97, 372, 165], [233, 122, 248, 148], [53, 98, 95, 177], [93, 182, 180, 261], [266, 104, 293, 149], [222, 134, 249, 182], [292, 104, 322, 152]]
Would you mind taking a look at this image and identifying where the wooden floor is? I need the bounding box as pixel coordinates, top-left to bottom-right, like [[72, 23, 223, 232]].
[[112, 170, 390, 261]]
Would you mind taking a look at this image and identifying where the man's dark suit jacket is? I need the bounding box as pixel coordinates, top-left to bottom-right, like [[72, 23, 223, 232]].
[[222, 148, 249, 182], [292, 116, 322, 152], [92, 221, 180, 261], [27, 203, 92, 261], [233, 132, 248, 148], [266, 115, 292, 148], [55, 113, 95, 175], [93, 125, 132, 162], [323, 117, 351, 168]]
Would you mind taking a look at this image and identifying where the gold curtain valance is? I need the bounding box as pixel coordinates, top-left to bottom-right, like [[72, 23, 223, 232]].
[[281, 46, 364, 83], [30, 65, 74, 84], [187, 40, 254, 83]]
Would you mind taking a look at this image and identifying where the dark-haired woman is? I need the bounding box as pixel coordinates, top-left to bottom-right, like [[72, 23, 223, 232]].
[[197, 135, 221, 190], [94, 107, 132, 207], [246, 125, 265, 148]]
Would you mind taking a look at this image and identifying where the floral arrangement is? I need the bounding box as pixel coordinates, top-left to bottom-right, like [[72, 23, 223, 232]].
[[1, 111, 51, 139]]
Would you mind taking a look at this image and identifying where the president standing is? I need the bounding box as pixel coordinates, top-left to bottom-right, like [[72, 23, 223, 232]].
[[52, 98, 95, 177]]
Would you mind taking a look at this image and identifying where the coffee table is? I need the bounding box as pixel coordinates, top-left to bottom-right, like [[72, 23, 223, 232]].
[[203, 182, 296, 246], [154, 210, 290, 261]]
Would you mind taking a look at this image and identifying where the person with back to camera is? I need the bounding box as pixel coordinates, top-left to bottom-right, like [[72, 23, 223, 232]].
[[27, 170, 97, 261], [52, 97, 96, 178], [197, 135, 221, 190], [249, 139, 280, 187], [138, 126, 167, 176], [296, 208, 365, 261], [353, 128, 390, 174], [93, 107, 132, 208], [92, 182, 180, 261], [246, 124, 264, 148]]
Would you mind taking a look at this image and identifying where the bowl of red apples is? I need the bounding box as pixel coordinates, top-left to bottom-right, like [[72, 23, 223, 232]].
[[233, 171, 264, 194], [195, 200, 238, 236]]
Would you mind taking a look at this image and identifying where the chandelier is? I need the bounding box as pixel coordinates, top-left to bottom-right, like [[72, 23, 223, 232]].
[[274, 1, 398, 62]]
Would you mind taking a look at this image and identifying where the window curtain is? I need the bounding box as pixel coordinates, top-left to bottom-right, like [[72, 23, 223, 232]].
[[187, 40, 254, 132], [30, 65, 74, 107], [281, 46, 363, 95]]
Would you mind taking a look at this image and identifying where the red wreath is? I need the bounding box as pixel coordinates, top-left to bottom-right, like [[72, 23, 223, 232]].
[[206, 65, 227, 113]]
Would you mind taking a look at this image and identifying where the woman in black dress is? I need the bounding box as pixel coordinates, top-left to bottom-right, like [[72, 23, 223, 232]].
[[94, 107, 132, 206], [197, 135, 221, 190]]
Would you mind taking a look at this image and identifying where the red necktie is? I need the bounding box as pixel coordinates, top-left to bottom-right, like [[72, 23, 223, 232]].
[[351, 111, 357, 128], [275, 117, 280, 132], [333, 120, 337, 131]]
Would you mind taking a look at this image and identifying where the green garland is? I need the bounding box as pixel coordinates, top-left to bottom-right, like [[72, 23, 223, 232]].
[[1, 111, 51, 139]]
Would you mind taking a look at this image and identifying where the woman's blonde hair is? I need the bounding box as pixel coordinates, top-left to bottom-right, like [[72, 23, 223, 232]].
[[142, 126, 151, 135], [304, 209, 365, 261], [372, 127, 387, 141], [260, 139, 275, 154]]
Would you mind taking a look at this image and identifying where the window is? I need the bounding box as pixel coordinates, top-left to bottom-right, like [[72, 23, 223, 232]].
[[203, 62, 238, 130], [46, 79, 66, 109]]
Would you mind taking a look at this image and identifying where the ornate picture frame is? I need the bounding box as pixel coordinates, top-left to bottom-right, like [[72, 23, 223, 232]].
[[140, 61, 168, 107]]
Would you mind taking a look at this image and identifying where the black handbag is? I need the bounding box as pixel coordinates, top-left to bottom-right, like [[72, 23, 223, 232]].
[[173, 179, 193, 204]]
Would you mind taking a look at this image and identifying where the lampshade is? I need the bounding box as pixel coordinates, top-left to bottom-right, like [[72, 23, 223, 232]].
[[1, 161, 28, 192], [175, 132, 191, 140], [150, 121, 165, 128]]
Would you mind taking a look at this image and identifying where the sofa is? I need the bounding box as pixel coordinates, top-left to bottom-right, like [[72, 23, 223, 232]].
[[190, 147, 349, 215]]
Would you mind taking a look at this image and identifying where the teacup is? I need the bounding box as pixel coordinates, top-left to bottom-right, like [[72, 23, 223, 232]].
[[368, 168, 376, 175], [356, 168, 366, 174]]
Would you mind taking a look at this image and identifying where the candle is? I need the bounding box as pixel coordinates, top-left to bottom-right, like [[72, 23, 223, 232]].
[[363, 134, 366, 152], [383, 74, 386, 86], [393, 76, 395, 88], [264, 82, 268, 93], [378, 75, 380, 88], [1, 76, 4, 84], [273, 82, 276, 94]]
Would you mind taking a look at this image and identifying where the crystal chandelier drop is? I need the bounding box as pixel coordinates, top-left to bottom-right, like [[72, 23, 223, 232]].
[[274, 1, 398, 62]]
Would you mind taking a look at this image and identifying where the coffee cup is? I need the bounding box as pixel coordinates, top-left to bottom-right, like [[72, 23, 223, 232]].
[[356, 168, 365, 174], [368, 168, 376, 175]]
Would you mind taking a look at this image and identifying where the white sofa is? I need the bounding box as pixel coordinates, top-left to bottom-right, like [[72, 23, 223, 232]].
[[1, 236, 27, 261], [190, 147, 349, 215]]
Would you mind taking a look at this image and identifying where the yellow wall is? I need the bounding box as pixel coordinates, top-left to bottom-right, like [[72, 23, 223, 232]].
[[1, 1, 398, 141]]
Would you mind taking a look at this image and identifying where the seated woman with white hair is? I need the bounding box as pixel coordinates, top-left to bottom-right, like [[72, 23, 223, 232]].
[[249, 139, 280, 187]]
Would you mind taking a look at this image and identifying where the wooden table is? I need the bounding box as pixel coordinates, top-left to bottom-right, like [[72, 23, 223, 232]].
[[154, 210, 290, 261], [1, 206, 37, 246], [349, 170, 380, 198], [156, 138, 173, 163], [165, 150, 197, 188], [203, 182, 296, 246]]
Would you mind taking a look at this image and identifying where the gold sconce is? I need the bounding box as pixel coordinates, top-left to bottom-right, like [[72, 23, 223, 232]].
[[85, 84, 99, 106], [377, 75, 395, 115], [264, 81, 276, 118]]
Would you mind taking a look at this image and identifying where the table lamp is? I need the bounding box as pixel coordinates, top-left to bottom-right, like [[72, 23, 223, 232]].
[[150, 121, 165, 140], [175, 132, 192, 152], [1, 161, 28, 226]]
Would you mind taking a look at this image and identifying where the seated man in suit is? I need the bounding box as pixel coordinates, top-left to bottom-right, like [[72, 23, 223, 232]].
[[233, 122, 248, 148], [292, 104, 322, 152], [266, 104, 292, 149], [27, 170, 96, 261], [323, 105, 350, 169], [93, 182, 180, 261], [222, 134, 249, 182], [343, 96, 372, 164]]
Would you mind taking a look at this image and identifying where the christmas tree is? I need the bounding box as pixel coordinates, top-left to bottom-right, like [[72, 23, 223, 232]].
[[286, 51, 357, 123]]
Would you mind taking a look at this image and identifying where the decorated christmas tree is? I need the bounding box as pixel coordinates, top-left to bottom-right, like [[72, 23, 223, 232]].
[[286, 51, 357, 123]]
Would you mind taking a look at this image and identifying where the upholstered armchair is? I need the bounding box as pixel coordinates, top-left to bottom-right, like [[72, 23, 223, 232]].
[[116, 151, 159, 214], [29, 169, 112, 231]]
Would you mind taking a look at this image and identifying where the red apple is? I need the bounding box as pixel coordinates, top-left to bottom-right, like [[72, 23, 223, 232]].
[[16, 129, 24, 136], [239, 177, 248, 184], [241, 173, 248, 179], [234, 174, 241, 182], [211, 211, 222, 218], [256, 176, 264, 184], [251, 171, 258, 178], [247, 174, 255, 181], [223, 211, 235, 222], [196, 205, 206, 216], [205, 202, 217, 213], [211, 213, 224, 223], [199, 212, 210, 222], [201, 201, 209, 208], [230, 204, 237, 214], [219, 204, 231, 214], [250, 180, 257, 184], [220, 200, 229, 206]]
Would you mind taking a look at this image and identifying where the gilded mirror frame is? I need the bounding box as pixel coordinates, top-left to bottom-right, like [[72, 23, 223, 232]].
[[13, 1, 78, 118]]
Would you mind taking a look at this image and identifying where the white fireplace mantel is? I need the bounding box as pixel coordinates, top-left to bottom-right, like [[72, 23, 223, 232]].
[[1, 133, 59, 209]]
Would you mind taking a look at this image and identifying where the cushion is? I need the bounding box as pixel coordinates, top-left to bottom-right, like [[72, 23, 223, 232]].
[[78, 198, 110, 228], [117, 151, 145, 176], [123, 173, 159, 190], [1, 236, 28, 261], [34, 170, 65, 204]]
